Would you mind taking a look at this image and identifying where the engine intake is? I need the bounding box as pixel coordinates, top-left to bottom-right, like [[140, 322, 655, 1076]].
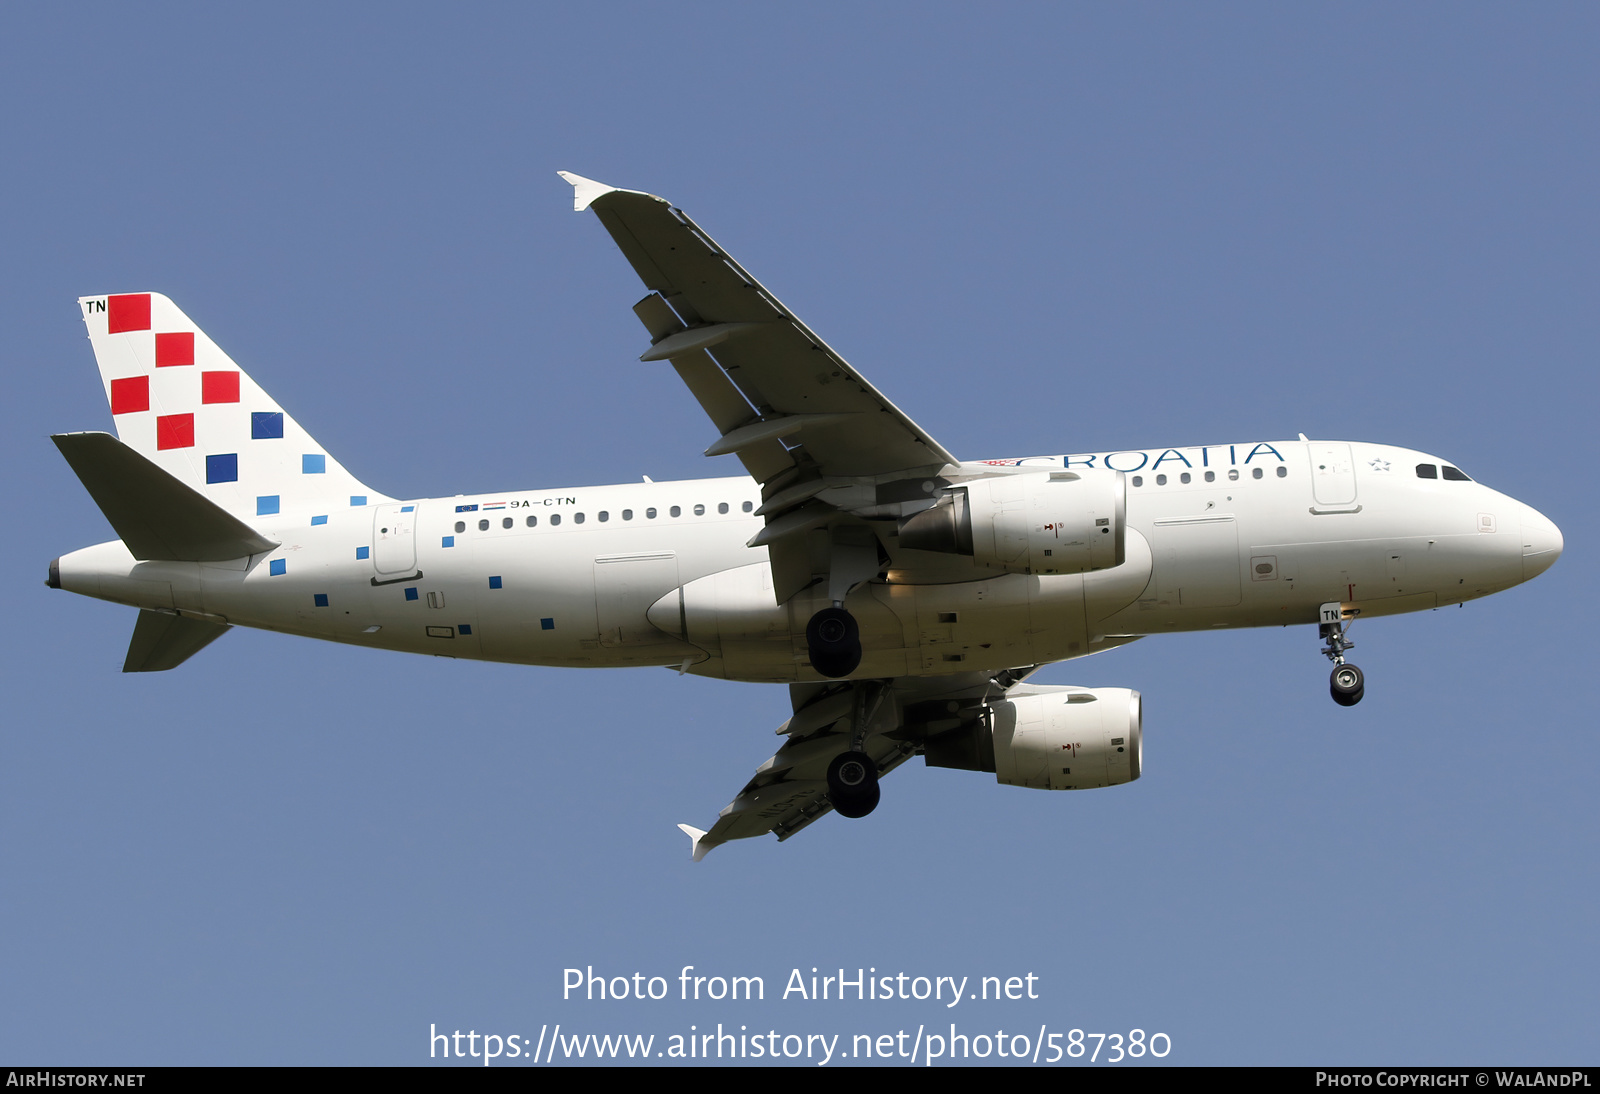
[[924, 686, 1142, 790]]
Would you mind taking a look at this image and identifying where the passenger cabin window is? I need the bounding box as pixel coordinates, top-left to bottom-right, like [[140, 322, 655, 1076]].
[[670, 505, 682, 517], [646, 508, 657, 519], [693, 504, 705, 516], [718, 502, 729, 514], [622, 509, 633, 520], [525, 515, 537, 527], [1416, 464, 1438, 479], [455, 521, 465, 533], [1252, 467, 1263, 479], [742, 501, 753, 513], [598, 511, 609, 522], [550, 514, 561, 526], [1156, 474, 1167, 486], [574, 512, 585, 524], [1204, 471, 1215, 483], [1276, 466, 1287, 478], [1180, 472, 1191, 484], [1442, 465, 1471, 481], [478, 519, 489, 531], [1131, 475, 1143, 487], [1228, 469, 1239, 481], [502, 517, 512, 529]]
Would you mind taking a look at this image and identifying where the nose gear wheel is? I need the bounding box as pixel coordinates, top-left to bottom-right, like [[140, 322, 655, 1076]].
[[1330, 663, 1365, 706]]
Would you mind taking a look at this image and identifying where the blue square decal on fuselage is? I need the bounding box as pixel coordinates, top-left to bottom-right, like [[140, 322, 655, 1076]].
[[269, 559, 286, 576], [540, 617, 554, 630], [355, 546, 369, 560], [252, 412, 284, 440], [404, 587, 419, 601], [257, 495, 280, 516], [302, 453, 326, 474]]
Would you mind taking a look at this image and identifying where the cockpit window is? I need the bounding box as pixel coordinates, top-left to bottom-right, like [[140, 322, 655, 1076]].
[[1415, 464, 1438, 479], [1442, 465, 1471, 482]]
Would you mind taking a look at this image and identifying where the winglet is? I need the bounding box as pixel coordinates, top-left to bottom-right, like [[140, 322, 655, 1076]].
[[557, 171, 617, 212], [676, 823, 720, 862]]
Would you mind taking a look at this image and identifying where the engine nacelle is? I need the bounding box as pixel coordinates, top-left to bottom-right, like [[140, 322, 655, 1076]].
[[924, 685, 1142, 790], [897, 469, 1125, 575]]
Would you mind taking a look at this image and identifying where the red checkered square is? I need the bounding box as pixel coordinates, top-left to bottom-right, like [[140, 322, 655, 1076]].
[[201, 371, 239, 404], [107, 294, 151, 334], [110, 375, 149, 415], [155, 332, 194, 367], [156, 413, 194, 450]]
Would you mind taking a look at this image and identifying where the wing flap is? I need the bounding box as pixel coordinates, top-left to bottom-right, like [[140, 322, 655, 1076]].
[[630, 293, 795, 483]]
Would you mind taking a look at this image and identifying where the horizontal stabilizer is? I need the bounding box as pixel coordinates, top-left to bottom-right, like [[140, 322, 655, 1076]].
[[124, 609, 230, 672], [53, 432, 279, 561]]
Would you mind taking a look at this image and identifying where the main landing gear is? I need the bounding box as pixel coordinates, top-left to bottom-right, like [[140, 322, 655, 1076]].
[[806, 606, 862, 678], [825, 680, 888, 819], [826, 751, 880, 818], [1319, 602, 1364, 706]]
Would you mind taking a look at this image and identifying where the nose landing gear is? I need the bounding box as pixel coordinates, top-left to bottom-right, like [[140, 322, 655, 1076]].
[[1319, 602, 1364, 706]]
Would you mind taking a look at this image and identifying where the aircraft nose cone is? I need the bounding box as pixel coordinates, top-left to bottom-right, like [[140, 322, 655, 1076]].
[[1520, 505, 1563, 580]]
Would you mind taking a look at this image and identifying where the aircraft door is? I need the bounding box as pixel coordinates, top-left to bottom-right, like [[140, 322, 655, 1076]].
[[595, 551, 680, 647], [1309, 443, 1358, 507], [1149, 516, 1242, 608], [371, 503, 418, 576]]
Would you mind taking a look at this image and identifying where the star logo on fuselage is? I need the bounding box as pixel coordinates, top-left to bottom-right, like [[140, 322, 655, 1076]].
[[1368, 459, 1391, 472]]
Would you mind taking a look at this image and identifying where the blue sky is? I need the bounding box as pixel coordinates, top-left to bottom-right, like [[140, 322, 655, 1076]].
[[3, 4, 1594, 1065]]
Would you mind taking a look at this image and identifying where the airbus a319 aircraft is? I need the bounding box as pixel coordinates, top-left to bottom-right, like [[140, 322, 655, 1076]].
[[48, 173, 1563, 859]]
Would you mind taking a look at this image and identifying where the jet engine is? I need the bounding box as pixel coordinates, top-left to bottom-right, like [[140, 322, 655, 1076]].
[[897, 469, 1126, 575], [924, 685, 1142, 790]]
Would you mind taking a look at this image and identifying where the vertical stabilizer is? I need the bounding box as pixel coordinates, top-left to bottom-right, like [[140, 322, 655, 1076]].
[[79, 293, 390, 521]]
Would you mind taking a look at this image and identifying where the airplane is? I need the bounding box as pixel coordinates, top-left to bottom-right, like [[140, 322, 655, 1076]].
[[47, 172, 1564, 860]]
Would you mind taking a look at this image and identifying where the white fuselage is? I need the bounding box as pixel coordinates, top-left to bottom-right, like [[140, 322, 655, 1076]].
[[55, 439, 1562, 683]]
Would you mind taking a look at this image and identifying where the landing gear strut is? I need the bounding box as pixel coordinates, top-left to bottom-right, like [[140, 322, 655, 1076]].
[[806, 607, 861, 678], [1319, 602, 1364, 706]]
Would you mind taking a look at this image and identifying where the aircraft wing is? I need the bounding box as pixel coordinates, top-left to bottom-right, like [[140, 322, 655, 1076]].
[[561, 172, 957, 481], [678, 729, 918, 861], [562, 173, 961, 601], [677, 670, 1037, 860]]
